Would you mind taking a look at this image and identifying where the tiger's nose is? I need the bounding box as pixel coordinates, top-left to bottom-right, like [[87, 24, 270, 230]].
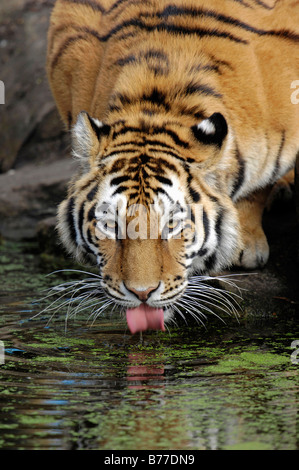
[[125, 284, 159, 302]]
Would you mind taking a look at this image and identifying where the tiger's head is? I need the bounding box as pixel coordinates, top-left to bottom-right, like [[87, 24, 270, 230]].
[[57, 111, 242, 333]]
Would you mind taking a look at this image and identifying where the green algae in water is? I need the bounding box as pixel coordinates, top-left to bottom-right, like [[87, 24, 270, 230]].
[[205, 350, 290, 374], [1, 241, 299, 450], [223, 441, 273, 450]]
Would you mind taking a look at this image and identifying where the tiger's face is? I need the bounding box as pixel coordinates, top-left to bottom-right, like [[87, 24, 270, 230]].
[[57, 111, 242, 332]]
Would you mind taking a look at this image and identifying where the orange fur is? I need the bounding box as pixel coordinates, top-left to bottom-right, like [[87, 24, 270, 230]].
[[47, 0, 299, 316]]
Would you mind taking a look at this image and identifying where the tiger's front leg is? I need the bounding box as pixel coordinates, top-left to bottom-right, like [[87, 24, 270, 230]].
[[235, 188, 271, 269], [235, 170, 295, 269]]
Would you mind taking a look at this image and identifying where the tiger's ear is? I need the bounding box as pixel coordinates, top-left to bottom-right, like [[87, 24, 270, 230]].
[[192, 112, 228, 147], [72, 111, 110, 161]]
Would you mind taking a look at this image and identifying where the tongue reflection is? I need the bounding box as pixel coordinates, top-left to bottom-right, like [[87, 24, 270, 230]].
[[126, 305, 165, 334]]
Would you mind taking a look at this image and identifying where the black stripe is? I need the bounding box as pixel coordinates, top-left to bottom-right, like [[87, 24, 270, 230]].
[[204, 252, 217, 272], [155, 187, 174, 203], [146, 139, 178, 152], [186, 170, 201, 203], [143, 48, 169, 62], [230, 0, 253, 8], [54, 18, 246, 49], [148, 146, 187, 162], [102, 140, 186, 163], [251, 0, 275, 10], [111, 125, 142, 139], [105, 0, 145, 15], [51, 34, 89, 73], [111, 88, 170, 111], [112, 185, 129, 196], [66, 197, 77, 245], [214, 208, 224, 249], [114, 48, 169, 74], [202, 209, 210, 246], [154, 175, 173, 185], [126, 191, 140, 201], [87, 203, 96, 221], [151, 127, 190, 149], [177, 104, 206, 120], [110, 175, 131, 186], [141, 88, 170, 110], [86, 227, 95, 248], [109, 157, 127, 173], [115, 138, 185, 161], [100, 18, 248, 44], [153, 158, 180, 174], [77, 200, 97, 254], [78, 201, 86, 245], [67, 111, 72, 129], [62, 0, 105, 12], [102, 148, 139, 159], [271, 131, 285, 182], [143, 48, 170, 75], [184, 81, 222, 99], [189, 186, 200, 203], [231, 147, 246, 199], [158, 5, 299, 41], [87, 183, 99, 201], [112, 92, 132, 107], [197, 247, 208, 257], [115, 54, 137, 67], [51, 7, 299, 72], [189, 63, 222, 75], [196, 208, 210, 257], [112, 125, 190, 149], [139, 153, 150, 164], [208, 55, 234, 71], [190, 207, 196, 223], [108, 104, 122, 113]]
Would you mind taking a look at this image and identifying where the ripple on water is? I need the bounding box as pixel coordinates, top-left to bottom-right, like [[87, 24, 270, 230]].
[[0, 241, 299, 450]]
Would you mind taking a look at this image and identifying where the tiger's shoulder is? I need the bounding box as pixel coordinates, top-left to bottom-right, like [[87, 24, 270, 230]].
[[47, 0, 299, 199]]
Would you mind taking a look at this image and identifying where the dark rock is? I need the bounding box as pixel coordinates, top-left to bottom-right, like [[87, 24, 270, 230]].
[[0, 0, 57, 172], [0, 157, 77, 239], [0, 1, 76, 240]]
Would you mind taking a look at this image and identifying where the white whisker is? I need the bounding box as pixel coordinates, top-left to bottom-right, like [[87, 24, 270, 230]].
[[31, 268, 108, 328], [185, 288, 240, 318], [175, 298, 207, 327], [88, 299, 115, 325], [170, 271, 245, 327], [46, 268, 102, 279]]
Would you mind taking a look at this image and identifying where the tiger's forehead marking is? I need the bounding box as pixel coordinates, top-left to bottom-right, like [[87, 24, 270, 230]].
[[96, 147, 187, 205], [101, 167, 187, 208]]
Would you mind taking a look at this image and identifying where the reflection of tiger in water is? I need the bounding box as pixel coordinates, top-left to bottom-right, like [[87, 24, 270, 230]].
[[47, 0, 299, 333]]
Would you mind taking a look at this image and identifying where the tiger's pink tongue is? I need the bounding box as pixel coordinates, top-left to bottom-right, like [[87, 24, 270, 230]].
[[126, 305, 165, 334]]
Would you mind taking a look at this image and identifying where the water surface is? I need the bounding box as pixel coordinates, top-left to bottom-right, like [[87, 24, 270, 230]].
[[0, 241, 298, 450]]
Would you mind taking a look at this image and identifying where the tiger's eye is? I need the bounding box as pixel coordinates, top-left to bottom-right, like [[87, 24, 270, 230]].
[[167, 219, 179, 230], [106, 219, 117, 229]]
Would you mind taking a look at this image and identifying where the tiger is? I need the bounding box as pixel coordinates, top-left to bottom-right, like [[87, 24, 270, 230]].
[[47, 0, 299, 334]]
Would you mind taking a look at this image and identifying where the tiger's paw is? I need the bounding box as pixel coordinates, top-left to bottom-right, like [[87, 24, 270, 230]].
[[236, 227, 269, 270], [266, 170, 294, 210]]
